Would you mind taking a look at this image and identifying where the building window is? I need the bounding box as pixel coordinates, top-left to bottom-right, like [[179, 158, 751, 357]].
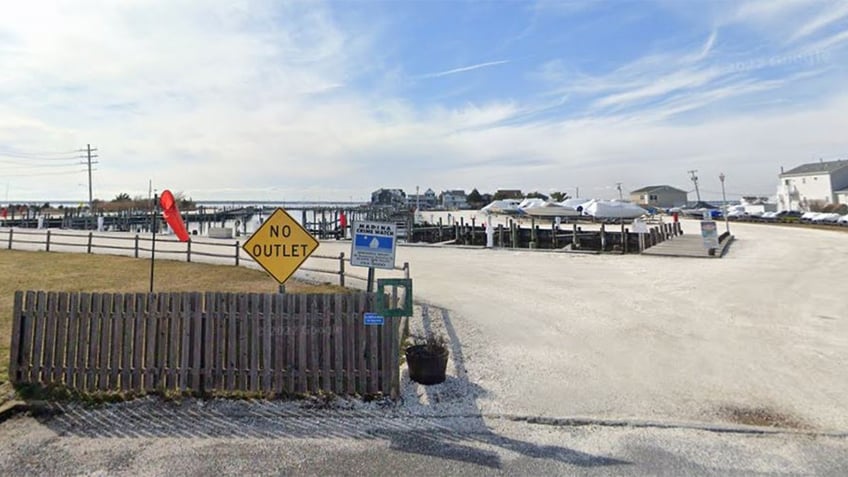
[[649, 194, 658, 201], [802, 178, 806, 184], [784, 179, 790, 185]]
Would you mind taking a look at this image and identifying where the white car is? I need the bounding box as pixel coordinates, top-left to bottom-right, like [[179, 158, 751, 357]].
[[838, 214, 848, 224], [811, 213, 841, 223], [801, 212, 821, 221]]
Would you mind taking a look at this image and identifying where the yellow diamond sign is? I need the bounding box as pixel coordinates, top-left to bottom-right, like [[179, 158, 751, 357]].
[[242, 208, 319, 284]]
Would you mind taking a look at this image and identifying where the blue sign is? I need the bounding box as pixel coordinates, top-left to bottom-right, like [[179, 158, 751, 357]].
[[363, 312, 384, 326], [354, 234, 394, 250]]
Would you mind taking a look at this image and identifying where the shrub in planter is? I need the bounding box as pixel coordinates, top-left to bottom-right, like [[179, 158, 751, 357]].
[[405, 334, 449, 385]]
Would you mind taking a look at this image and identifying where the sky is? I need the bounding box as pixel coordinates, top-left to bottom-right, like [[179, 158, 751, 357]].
[[1, 0, 847, 203]]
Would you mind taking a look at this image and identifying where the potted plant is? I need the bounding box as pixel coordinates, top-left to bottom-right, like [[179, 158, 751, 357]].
[[405, 333, 449, 385]]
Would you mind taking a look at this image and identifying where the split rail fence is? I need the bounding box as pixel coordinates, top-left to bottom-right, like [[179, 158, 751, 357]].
[[1, 228, 409, 287], [10, 291, 402, 397]]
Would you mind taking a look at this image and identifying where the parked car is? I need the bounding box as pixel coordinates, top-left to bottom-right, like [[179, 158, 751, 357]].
[[760, 211, 778, 221], [811, 213, 841, 223], [801, 212, 821, 222], [838, 214, 848, 225], [776, 210, 802, 219]]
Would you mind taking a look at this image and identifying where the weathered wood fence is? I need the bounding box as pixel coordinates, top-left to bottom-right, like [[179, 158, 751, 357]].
[[10, 291, 401, 397]]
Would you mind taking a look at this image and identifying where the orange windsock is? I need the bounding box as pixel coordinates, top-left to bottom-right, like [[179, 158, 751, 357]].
[[159, 190, 190, 242]]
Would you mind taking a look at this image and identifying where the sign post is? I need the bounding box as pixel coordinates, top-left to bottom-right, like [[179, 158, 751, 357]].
[[242, 208, 320, 285]]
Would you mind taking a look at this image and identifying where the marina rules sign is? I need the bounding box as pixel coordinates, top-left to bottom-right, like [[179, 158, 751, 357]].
[[242, 208, 319, 284]]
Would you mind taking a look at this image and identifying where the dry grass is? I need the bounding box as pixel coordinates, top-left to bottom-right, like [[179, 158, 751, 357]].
[[0, 249, 344, 386]]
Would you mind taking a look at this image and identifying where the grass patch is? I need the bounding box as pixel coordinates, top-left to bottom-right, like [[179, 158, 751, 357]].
[[0, 248, 343, 392]]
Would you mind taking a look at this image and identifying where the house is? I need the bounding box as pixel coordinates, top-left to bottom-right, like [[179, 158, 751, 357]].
[[406, 188, 438, 210], [629, 185, 688, 208], [439, 190, 468, 210], [776, 159, 848, 211], [370, 188, 407, 208], [493, 189, 523, 200]]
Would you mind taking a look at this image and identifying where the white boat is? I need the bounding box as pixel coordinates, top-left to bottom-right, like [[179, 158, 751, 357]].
[[481, 199, 523, 215], [520, 201, 581, 218], [582, 199, 648, 219]]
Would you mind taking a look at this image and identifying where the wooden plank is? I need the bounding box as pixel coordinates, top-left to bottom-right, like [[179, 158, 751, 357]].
[[110, 294, 124, 390], [262, 293, 272, 393], [227, 293, 238, 391], [167, 293, 181, 390], [64, 293, 80, 388], [285, 293, 295, 393], [216, 292, 227, 390], [131, 294, 145, 392], [29, 291, 47, 384], [145, 293, 159, 391], [390, 308, 400, 399], [273, 294, 285, 395], [155, 293, 169, 390], [236, 293, 248, 391], [322, 294, 331, 393], [203, 292, 215, 391], [333, 293, 344, 394], [18, 291, 37, 384], [191, 293, 203, 391], [8, 291, 24, 384], [297, 294, 308, 394], [41, 292, 58, 385], [209, 293, 219, 390], [120, 295, 133, 391], [357, 293, 368, 395], [250, 294, 260, 392], [306, 295, 315, 394], [380, 300, 391, 396], [368, 295, 379, 395], [53, 293, 69, 384], [144, 294, 158, 391], [345, 293, 355, 395], [174, 293, 192, 392], [75, 293, 92, 392], [97, 294, 114, 392], [86, 293, 102, 393]]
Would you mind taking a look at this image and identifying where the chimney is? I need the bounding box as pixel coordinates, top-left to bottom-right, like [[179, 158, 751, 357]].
[[820, 158, 824, 163], [780, 166, 784, 174]]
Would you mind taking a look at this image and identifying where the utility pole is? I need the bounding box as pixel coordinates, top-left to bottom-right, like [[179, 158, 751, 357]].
[[616, 182, 623, 200], [688, 170, 702, 204], [719, 173, 730, 234], [79, 144, 99, 229]]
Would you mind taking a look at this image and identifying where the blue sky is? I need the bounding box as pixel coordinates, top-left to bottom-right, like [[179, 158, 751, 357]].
[[1, 0, 847, 202]]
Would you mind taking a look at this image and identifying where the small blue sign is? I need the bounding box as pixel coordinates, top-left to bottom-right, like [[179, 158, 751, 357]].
[[363, 312, 384, 326]]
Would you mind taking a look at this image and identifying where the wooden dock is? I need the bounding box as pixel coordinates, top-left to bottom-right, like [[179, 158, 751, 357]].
[[641, 234, 734, 258]]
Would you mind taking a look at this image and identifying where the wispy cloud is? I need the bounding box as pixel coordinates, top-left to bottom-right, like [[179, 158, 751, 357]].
[[419, 60, 509, 79], [790, 2, 848, 42]]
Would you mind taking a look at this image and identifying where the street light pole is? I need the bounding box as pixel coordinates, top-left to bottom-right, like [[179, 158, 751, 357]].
[[719, 173, 730, 234]]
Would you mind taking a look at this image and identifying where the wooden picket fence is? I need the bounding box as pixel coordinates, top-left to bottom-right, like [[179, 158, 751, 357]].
[[9, 291, 402, 397]]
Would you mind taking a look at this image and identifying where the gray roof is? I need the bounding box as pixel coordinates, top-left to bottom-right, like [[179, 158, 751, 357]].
[[630, 185, 687, 194], [781, 159, 848, 176]]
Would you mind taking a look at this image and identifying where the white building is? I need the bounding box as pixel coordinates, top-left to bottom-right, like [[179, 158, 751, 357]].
[[440, 190, 468, 210], [777, 159, 848, 211]]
